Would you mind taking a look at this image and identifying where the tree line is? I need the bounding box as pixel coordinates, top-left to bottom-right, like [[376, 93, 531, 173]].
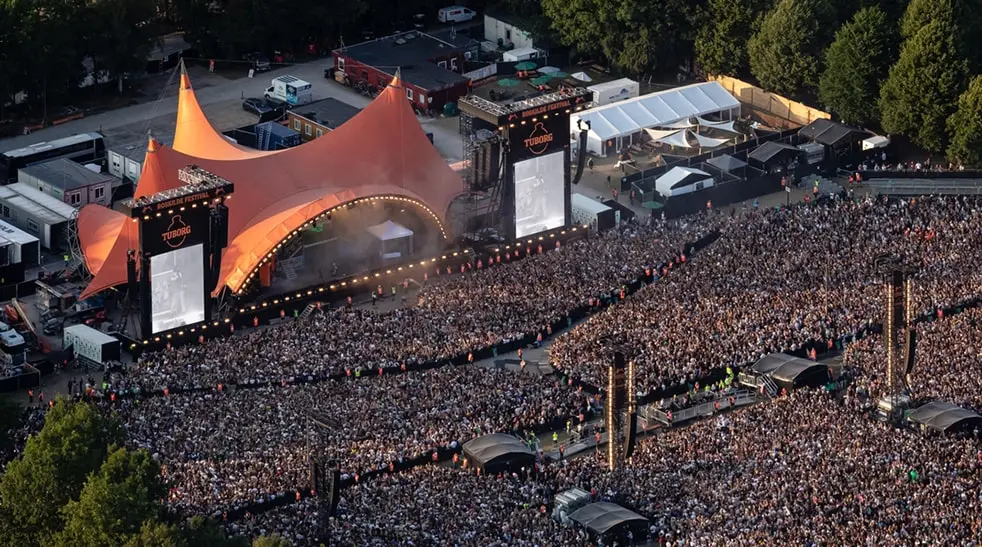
[[0, 398, 292, 546], [541, 0, 982, 166]]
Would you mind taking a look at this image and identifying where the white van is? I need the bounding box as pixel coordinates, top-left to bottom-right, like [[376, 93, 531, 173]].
[[438, 6, 476, 23]]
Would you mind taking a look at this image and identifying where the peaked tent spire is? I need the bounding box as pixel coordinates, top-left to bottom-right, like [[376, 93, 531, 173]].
[[390, 68, 402, 88], [172, 69, 276, 160]]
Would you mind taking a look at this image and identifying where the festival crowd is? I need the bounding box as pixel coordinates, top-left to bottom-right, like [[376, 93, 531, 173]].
[[550, 196, 982, 393], [123, 221, 713, 390], [844, 305, 982, 412], [111, 366, 592, 515]]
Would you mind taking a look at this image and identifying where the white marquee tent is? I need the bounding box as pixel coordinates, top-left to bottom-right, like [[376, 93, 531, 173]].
[[655, 167, 715, 198], [571, 81, 741, 157]]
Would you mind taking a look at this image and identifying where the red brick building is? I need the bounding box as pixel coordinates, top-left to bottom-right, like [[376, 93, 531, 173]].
[[332, 31, 471, 113]]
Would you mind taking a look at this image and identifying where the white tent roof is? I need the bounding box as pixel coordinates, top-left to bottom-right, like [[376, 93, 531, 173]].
[[587, 78, 638, 94], [572, 81, 740, 141], [696, 117, 738, 133], [571, 72, 592, 82], [643, 128, 682, 142], [862, 135, 890, 150], [692, 132, 729, 148], [660, 130, 694, 148], [0, 219, 39, 246], [366, 220, 413, 241], [572, 193, 612, 215], [656, 167, 712, 195]]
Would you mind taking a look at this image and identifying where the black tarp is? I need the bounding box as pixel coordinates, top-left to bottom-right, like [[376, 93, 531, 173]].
[[750, 353, 828, 388], [569, 502, 649, 536], [907, 401, 982, 432], [462, 433, 535, 473], [798, 119, 861, 147]]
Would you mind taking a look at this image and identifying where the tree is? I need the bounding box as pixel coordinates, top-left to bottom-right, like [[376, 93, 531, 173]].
[[253, 535, 292, 547], [747, 0, 836, 95], [542, 0, 702, 75], [901, 0, 982, 69], [695, 0, 773, 76], [0, 396, 22, 457], [0, 0, 29, 118], [879, 17, 970, 151], [181, 516, 250, 547], [123, 521, 188, 547], [88, 0, 159, 94], [57, 447, 167, 546], [947, 75, 982, 167], [19, 0, 89, 120], [818, 7, 899, 125], [0, 399, 123, 546]]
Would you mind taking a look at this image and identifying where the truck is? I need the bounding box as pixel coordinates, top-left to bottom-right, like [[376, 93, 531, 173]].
[[63, 324, 121, 366], [264, 75, 313, 106]]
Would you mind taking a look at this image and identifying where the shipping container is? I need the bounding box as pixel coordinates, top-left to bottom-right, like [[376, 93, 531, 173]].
[[255, 122, 301, 151], [63, 324, 120, 365]]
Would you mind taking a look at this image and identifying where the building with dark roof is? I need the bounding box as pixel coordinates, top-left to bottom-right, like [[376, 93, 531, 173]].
[[18, 158, 113, 207], [286, 98, 363, 141], [332, 31, 471, 112]]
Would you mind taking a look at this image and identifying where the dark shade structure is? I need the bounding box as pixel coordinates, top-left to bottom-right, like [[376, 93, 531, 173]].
[[462, 433, 535, 474], [568, 502, 649, 537], [907, 401, 982, 432], [704, 154, 747, 173], [798, 119, 861, 148], [750, 353, 829, 389]]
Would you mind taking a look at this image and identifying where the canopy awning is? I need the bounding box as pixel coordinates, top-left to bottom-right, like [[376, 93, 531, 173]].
[[750, 353, 828, 387], [462, 433, 535, 471], [569, 502, 649, 536], [366, 220, 413, 241], [692, 132, 729, 148], [907, 401, 982, 432], [705, 154, 747, 173]]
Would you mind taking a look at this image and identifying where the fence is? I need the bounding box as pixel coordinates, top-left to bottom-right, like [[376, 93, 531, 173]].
[[640, 389, 757, 428], [710, 75, 830, 129]]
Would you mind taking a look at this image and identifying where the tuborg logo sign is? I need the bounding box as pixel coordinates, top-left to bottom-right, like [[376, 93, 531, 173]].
[[162, 215, 191, 248], [523, 122, 554, 155]]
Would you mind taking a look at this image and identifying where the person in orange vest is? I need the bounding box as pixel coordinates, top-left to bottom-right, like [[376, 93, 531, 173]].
[[537, 244, 543, 254], [27, 389, 33, 403], [38, 392, 44, 404], [163, 387, 169, 397], [517, 347, 523, 360], [706, 199, 712, 210]]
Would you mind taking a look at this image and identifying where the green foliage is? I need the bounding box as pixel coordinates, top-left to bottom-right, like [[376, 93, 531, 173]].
[[542, 0, 701, 74], [747, 0, 836, 95], [182, 516, 250, 547], [56, 447, 167, 547], [695, 0, 773, 76], [87, 0, 159, 94], [818, 7, 899, 124], [880, 16, 971, 151], [947, 76, 982, 167], [900, 0, 982, 69], [0, 399, 123, 546], [253, 535, 293, 547], [123, 521, 189, 547]]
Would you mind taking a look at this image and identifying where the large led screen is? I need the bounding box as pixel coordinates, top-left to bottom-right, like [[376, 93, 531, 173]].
[[150, 244, 206, 334], [514, 151, 565, 238]]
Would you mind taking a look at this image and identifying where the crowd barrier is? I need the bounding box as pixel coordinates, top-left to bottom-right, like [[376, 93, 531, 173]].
[[858, 170, 982, 180]]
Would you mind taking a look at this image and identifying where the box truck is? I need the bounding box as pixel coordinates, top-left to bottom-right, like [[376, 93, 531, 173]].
[[63, 324, 121, 365], [264, 76, 313, 106]]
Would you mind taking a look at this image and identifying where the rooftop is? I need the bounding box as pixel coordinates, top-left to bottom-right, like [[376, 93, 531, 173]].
[[111, 135, 174, 162], [291, 98, 363, 130], [18, 158, 113, 191], [337, 31, 471, 91], [0, 185, 74, 225]]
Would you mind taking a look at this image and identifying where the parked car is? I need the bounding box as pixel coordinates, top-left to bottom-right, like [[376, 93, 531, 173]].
[[242, 97, 273, 116], [244, 52, 271, 72]]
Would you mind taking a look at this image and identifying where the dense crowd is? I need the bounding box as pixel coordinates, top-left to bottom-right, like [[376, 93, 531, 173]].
[[125, 221, 714, 390], [111, 366, 591, 515], [234, 466, 586, 546], [223, 389, 982, 545], [551, 389, 982, 544], [844, 306, 982, 411], [551, 196, 982, 393]]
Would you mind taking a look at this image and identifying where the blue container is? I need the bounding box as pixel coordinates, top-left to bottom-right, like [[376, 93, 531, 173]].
[[255, 122, 301, 151]]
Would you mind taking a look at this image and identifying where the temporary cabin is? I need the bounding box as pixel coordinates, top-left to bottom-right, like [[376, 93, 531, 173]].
[[655, 167, 715, 198]]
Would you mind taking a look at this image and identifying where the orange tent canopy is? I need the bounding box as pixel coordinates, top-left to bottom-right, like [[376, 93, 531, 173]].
[[79, 73, 461, 300]]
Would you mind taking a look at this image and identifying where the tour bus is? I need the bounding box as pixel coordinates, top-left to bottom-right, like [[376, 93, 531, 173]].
[[0, 132, 106, 183]]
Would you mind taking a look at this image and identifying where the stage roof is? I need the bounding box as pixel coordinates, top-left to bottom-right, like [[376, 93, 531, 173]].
[[462, 433, 535, 470], [750, 353, 827, 386], [907, 401, 982, 432], [78, 72, 462, 300], [568, 502, 649, 536]]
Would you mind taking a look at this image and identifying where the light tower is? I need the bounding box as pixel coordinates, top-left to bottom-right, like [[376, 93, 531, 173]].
[[875, 254, 916, 422]]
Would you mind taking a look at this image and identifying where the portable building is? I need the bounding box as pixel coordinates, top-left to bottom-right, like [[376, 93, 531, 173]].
[[18, 158, 113, 207], [655, 167, 715, 198], [571, 193, 617, 232], [587, 78, 640, 107], [107, 135, 172, 183], [0, 183, 75, 250], [0, 219, 40, 266], [63, 324, 121, 365]]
